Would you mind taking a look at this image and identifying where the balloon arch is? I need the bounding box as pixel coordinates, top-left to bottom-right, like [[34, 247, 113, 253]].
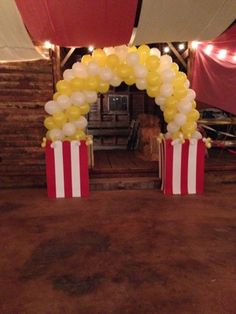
[[43, 44, 202, 144]]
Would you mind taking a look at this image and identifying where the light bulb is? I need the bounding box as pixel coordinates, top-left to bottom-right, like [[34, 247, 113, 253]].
[[163, 46, 170, 53], [217, 49, 227, 59], [178, 43, 185, 51], [204, 44, 213, 55], [88, 46, 94, 52]]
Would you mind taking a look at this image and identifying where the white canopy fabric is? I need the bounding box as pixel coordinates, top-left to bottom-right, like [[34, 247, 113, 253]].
[[132, 0, 236, 45], [0, 0, 45, 62]]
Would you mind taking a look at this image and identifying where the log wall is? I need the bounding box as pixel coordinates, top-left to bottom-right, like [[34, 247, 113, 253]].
[[0, 60, 54, 188]]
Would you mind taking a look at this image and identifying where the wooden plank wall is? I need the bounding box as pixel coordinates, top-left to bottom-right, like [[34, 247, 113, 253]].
[[0, 60, 54, 188]]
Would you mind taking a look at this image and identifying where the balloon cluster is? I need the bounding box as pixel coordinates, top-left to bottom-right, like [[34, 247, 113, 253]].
[[44, 44, 201, 142]]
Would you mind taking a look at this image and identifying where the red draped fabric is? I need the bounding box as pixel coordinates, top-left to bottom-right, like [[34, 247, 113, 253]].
[[15, 0, 138, 48], [191, 24, 236, 115]]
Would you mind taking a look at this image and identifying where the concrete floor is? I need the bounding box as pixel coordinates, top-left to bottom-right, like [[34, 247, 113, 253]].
[[0, 178, 236, 314]]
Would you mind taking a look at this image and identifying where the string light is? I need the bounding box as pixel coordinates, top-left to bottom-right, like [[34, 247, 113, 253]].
[[43, 40, 54, 49], [233, 54, 236, 62], [191, 41, 200, 49], [178, 43, 185, 51], [163, 46, 170, 53], [204, 44, 213, 55], [217, 49, 227, 59], [88, 45, 94, 52]]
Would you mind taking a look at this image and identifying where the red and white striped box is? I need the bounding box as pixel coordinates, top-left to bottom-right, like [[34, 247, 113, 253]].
[[45, 140, 89, 198], [159, 139, 205, 195]]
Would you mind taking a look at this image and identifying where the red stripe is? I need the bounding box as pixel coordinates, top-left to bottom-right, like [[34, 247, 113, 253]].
[[196, 139, 205, 194], [161, 142, 165, 191], [45, 141, 56, 198], [181, 140, 189, 195], [79, 141, 89, 197], [164, 140, 173, 195], [62, 141, 72, 198]]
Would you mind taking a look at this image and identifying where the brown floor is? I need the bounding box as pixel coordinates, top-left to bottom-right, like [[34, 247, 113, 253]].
[[0, 177, 236, 314]]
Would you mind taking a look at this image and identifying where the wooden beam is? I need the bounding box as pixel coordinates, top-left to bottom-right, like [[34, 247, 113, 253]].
[[61, 47, 75, 67], [167, 42, 187, 69], [51, 45, 61, 90]]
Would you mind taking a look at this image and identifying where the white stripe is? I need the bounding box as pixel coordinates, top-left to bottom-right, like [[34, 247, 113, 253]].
[[188, 140, 197, 194], [71, 141, 81, 197], [172, 143, 182, 194], [54, 141, 65, 198], [158, 143, 162, 179]]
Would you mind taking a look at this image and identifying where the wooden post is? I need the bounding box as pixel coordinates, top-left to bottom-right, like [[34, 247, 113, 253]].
[[51, 45, 61, 91]]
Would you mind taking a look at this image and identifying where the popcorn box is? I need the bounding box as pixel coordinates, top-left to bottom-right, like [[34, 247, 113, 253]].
[[45, 140, 89, 198], [159, 139, 205, 195]]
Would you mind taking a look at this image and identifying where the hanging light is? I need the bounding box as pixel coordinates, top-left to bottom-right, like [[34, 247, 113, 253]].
[[178, 43, 185, 51], [43, 40, 54, 49], [88, 45, 94, 53], [217, 49, 227, 59], [204, 44, 213, 55], [233, 54, 236, 62], [191, 41, 200, 49], [163, 46, 170, 53]]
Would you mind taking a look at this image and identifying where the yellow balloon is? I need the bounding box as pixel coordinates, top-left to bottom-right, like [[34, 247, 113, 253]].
[[173, 87, 188, 100], [53, 92, 61, 100], [146, 72, 161, 86], [66, 105, 81, 121], [146, 55, 160, 71], [72, 129, 86, 141], [98, 81, 110, 93], [181, 121, 197, 137], [187, 109, 200, 121], [171, 63, 179, 73], [85, 76, 99, 91], [80, 103, 90, 115], [106, 54, 120, 70], [116, 64, 132, 79], [124, 75, 135, 86], [70, 77, 84, 91], [44, 117, 57, 130], [56, 80, 72, 95], [171, 131, 182, 140], [147, 85, 160, 98], [128, 46, 137, 53], [137, 44, 150, 64], [164, 108, 177, 122], [53, 112, 67, 127], [165, 96, 178, 109], [192, 100, 197, 109], [92, 48, 107, 66], [81, 54, 92, 64]]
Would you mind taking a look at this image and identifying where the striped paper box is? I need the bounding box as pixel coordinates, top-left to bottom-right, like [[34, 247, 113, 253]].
[[159, 139, 205, 195], [45, 140, 89, 198]]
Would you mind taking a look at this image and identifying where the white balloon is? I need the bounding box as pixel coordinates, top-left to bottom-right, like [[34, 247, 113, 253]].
[[126, 52, 139, 66], [73, 116, 88, 129], [177, 100, 192, 114], [160, 69, 176, 83], [57, 95, 71, 110], [155, 96, 166, 106], [84, 91, 98, 104], [114, 45, 128, 61], [63, 69, 74, 81], [62, 122, 76, 136], [165, 132, 172, 139], [159, 55, 173, 72], [110, 75, 122, 87], [134, 64, 148, 79], [103, 46, 115, 55], [185, 89, 196, 101], [174, 113, 187, 126], [87, 61, 100, 75], [150, 48, 161, 58], [99, 67, 113, 81], [160, 103, 166, 111], [48, 128, 64, 141], [192, 131, 202, 139], [71, 92, 85, 106], [159, 83, 173, 97], [184, 79, 190, 89], [136, 78, 147, 90], [45, 100, 60, 115], [72, 62, 88, 78], [167, 121, 179, 133]]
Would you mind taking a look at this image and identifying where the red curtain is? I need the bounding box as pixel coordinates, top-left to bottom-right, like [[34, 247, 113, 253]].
[[16, 0, 138, 48], [191, 24, 236, 115]]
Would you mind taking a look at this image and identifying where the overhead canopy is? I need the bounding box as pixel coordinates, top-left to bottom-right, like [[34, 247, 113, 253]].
[[191, 23, 236, 115], [16, 0, 138, 48], [132, 0, 236, 45], [0, 0, 45, 62]]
